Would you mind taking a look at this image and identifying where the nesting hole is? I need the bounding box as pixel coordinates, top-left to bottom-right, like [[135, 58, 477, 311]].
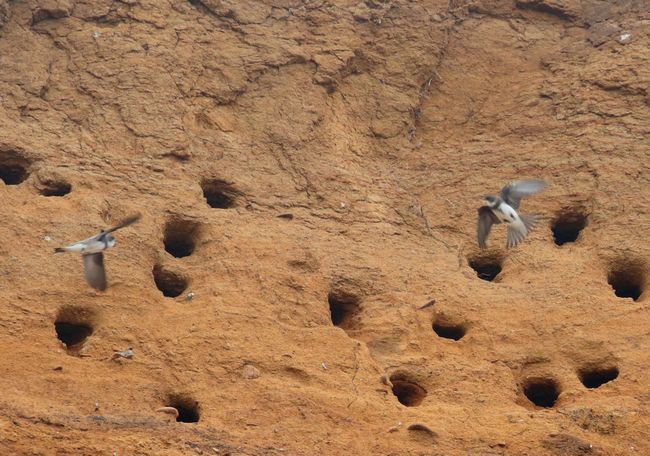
[[166, 393, 200, 423], [523, 378, 560, 408], [153, 265, 188, 298], [40, 179, 71, 197], [54, 305, 96, 354], [608, 265, 644, 301], [0, 150, 31, 185], [552, 210, 587, 245], [432, 319, 466, 341], [164, 218, 200, 258], [468, 253, 503, 281], [390, 374, 427, 407], [578, 367, 619, 389], [328, 290, 361, 329], [201, 179, 240, 209]]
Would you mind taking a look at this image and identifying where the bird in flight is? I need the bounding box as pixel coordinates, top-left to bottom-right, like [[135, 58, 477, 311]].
[[477, 180, 546, 249], [54, 213, 141, 291]]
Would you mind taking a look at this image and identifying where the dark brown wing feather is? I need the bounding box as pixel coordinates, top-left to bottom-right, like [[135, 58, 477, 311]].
[[105, 213, 142, 233], [83, 253, 107, 291], [477, 206, 500, 249]]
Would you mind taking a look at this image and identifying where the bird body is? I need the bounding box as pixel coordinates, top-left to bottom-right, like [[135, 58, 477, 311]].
[[54, 232, 116, 254], [54, 213, 141, 291], [478, 180, 546, 249]]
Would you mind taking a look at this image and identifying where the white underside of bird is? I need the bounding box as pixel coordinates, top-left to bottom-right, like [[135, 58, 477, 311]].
[[490, 202, 538, 249], [55, 236, 116, 254], [477, 179, 546, 249], [53, 213, 141, 291]]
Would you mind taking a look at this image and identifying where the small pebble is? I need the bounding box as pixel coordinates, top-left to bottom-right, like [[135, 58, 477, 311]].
[[618, 32, 632, 44], [387, 422, 402, 432], [186, 292, 195, 301], [242, 364, 261, 379]]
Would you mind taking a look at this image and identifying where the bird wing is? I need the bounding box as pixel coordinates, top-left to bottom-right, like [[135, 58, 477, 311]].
[[477, 206, 500, 249], [104, 213, 142, 234], [506, 221, 528, 248], [500, 180, 546, 209], [83, 253, 107, 291]]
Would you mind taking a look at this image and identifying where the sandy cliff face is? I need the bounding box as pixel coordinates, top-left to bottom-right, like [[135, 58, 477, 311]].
[[0, 0, 648, 455]]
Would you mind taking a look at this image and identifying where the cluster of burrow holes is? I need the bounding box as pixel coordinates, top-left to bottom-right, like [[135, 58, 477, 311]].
[[1, 152, 645, 422]]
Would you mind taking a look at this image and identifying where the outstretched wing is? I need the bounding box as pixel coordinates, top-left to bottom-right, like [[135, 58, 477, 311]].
[[477, 206, 500, 249], [83, 253, 107, 291], [105, 213, 142, 233], [500, 180, 546, 209]]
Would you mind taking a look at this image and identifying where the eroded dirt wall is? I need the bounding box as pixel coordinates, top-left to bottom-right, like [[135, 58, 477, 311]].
[[0, 0, 649, 455]]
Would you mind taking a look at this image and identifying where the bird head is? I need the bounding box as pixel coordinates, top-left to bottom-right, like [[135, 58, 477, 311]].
[[484, 195, 498, 208], [106, 234, 117, 248]]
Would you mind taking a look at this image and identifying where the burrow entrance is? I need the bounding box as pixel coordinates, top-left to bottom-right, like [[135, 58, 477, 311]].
[[164, 218, 200, 258], [40, 179, 71, 197], [153, 265, 188, 298], [468, 253, 503, 282], [578, 366, 619, 389], [166, 393, 200, 423], [54, 305, 97, 355], [328, 289, 361, 330], [432, 318, 466, 341], [390, 373, 427, 407], [200, 178, 240, 209], [523, 377, 560, 408], [551, 209, 588, 246], [0, 150, 31, 185], [608, 263, 644, 301]]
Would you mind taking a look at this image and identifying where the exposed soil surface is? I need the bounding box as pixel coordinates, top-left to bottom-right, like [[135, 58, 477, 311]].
[[0, 0, 649, 455]]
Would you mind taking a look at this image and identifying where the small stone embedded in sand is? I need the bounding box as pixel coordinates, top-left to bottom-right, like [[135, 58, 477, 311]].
[[387, 423, 401, 433], [242, 364, 261, 379], [407, 423, 437, 436], [618, 32, 632, 44]]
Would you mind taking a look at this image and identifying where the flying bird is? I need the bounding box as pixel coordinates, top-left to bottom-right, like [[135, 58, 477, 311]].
[[54, 213, 141, 291], [477, 180, 546, 249]]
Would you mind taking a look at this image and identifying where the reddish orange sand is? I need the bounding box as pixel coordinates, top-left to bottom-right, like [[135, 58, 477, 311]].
[[0, 0, 648, 455]]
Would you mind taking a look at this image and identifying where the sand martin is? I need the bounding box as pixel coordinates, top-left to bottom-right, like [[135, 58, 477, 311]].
[[477, 180, 546, 249], [54, 213, 141, 291]]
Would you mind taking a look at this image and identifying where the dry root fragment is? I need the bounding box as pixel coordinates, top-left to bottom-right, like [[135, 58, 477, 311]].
[[156, 406, 179, 420]]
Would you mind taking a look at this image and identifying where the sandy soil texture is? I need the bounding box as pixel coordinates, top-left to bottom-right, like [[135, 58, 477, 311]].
[[0, 0, 649, 455]]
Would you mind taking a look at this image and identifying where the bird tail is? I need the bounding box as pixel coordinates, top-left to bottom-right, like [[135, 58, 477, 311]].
[[521, 214, 539, 234], [54, 247, 67, 253]]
